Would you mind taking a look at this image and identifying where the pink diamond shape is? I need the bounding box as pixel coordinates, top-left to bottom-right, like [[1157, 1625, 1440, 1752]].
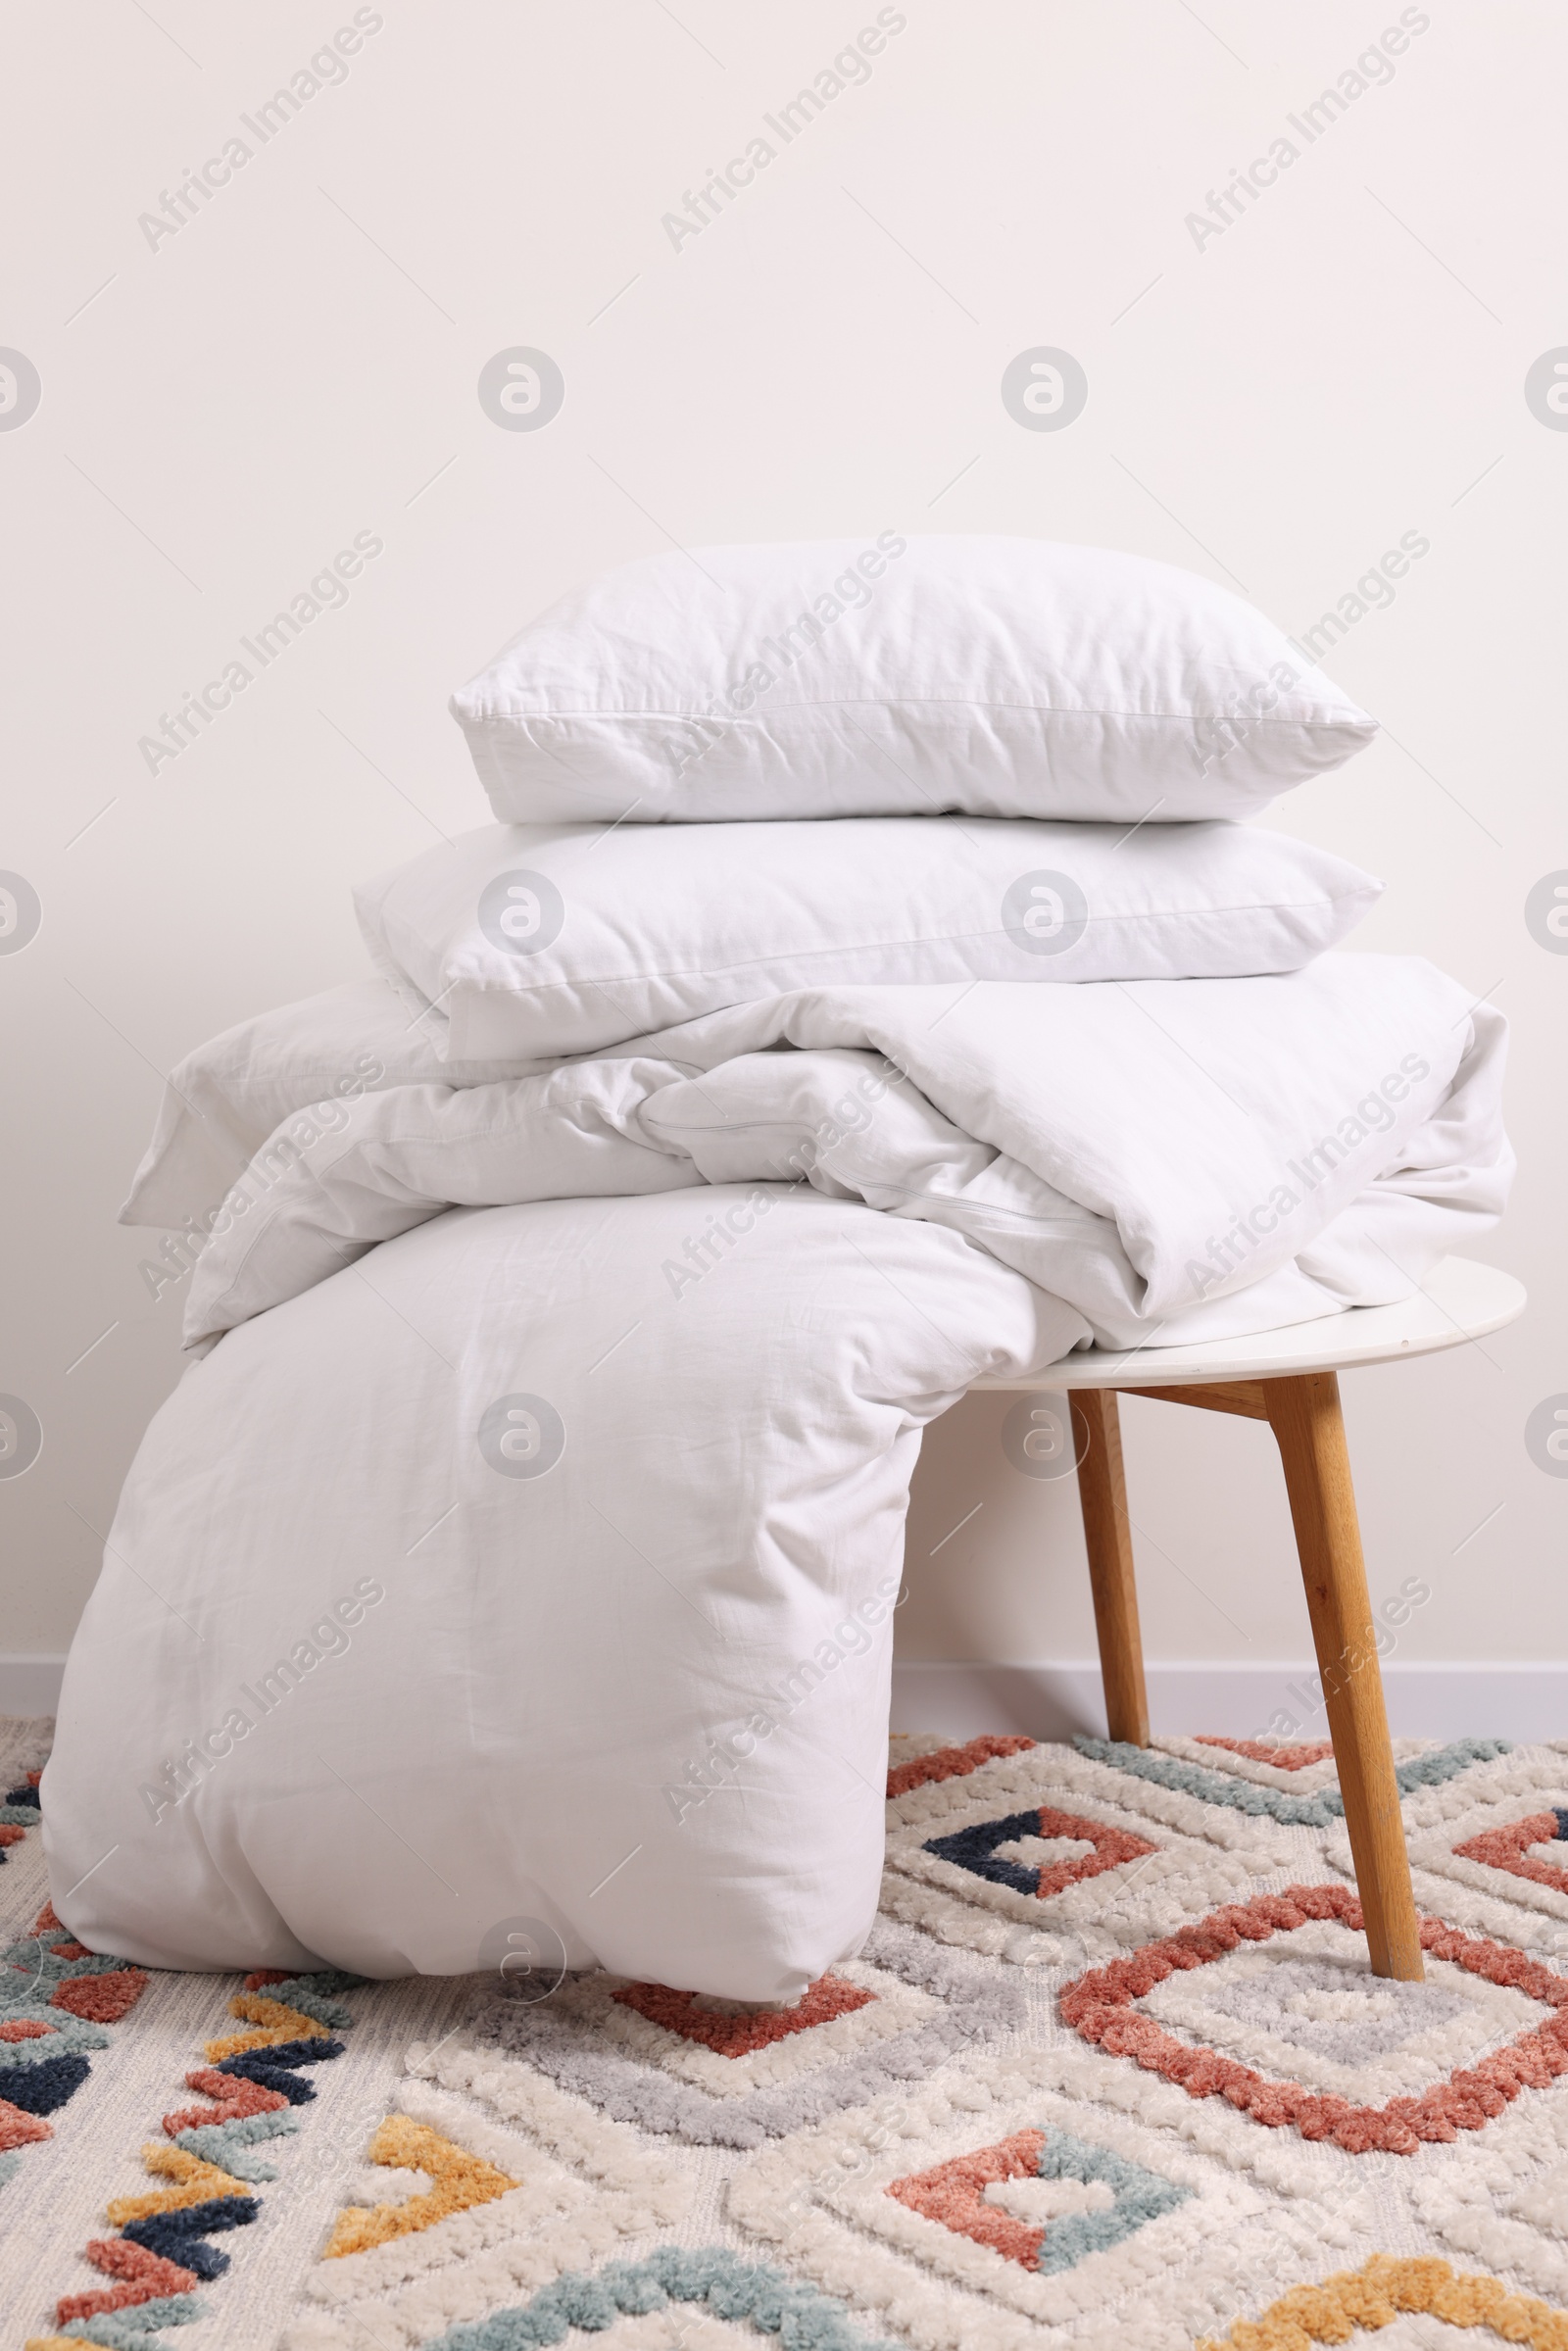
[[1453, 1811, 1568, 1897], [1061, 1885, 1568, 2154], [1194, 1737, 1335, 1772], [612, 1973, 875, 2056], [886, 2128, 1048, 2268]]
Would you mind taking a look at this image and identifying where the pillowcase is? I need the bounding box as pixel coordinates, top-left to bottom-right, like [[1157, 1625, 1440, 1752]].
[[449, 536, 1377, 826], [355, 815, 1381, 1063], [119, 978, 553, 1230]]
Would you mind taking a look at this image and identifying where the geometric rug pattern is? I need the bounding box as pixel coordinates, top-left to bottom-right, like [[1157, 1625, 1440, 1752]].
[[3, 1718, 1567, 2349]]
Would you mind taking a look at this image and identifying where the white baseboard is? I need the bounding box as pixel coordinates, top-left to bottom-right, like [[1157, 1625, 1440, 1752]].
[[892, 1661, 1568, 1744], [6, 1653, 1562, 1742], [0, 1656, 66, 1717]]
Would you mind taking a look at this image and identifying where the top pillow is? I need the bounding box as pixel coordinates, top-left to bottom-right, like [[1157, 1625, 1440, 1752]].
[[450, 536, 1377, 827]]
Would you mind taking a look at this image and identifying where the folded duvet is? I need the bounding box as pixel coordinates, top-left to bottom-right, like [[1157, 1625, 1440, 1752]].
[[43, 955, 1511, 1995]]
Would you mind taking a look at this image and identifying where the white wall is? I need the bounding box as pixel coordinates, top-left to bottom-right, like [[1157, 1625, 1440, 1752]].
[[2, 1, 1563, 1688]]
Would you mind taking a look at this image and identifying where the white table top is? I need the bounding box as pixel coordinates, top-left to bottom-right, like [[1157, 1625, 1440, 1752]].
[[973, 1255, 1526, 1393]]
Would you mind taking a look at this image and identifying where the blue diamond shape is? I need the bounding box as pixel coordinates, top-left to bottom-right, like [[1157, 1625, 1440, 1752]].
[[1029, 2129, 1191, 2274]]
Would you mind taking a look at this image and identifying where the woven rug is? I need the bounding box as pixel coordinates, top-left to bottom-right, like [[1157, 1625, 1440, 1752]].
[[7, 1719, 1568, 2350]]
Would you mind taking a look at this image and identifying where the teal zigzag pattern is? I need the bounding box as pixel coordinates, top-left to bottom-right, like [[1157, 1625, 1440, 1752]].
[[1073, 1736, 1511, 1826], [424, 2245, 905, 2351]]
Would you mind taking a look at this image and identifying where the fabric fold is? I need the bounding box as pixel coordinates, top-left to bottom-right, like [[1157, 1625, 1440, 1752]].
[[181, 959, 1511, 1353]]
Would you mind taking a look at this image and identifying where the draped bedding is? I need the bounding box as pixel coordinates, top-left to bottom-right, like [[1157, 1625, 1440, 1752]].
[[43, 954, 1509, 1996]]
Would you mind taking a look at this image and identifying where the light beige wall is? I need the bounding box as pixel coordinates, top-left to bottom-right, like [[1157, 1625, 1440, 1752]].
[[2, 1, 1562, 1666]]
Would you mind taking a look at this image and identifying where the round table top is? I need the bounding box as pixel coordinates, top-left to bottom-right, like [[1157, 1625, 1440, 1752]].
[[973, 1255, 1526, 1393]]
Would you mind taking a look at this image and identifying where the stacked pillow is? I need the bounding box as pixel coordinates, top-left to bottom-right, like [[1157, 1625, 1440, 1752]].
[[354, 816, 1379, 1063], [123, 539, 1381, 1226], [448, 535, 1375, 824], [414, 534, 1381, 1058]]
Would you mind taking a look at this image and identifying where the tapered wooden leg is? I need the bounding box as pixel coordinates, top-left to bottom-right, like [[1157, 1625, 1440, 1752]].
[[1262, 1371, 1423, 1981], [1071, 1391, 1150, 1747]]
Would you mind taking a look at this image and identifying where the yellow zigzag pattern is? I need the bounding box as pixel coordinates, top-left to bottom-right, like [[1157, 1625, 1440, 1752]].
[[106, 2142, 254, 2225], [322, 2114, 518, 2259], [204, 1992, 333, 2062], [1200, 2252, 1568, 2348], [81, 1991, 331, 2231]]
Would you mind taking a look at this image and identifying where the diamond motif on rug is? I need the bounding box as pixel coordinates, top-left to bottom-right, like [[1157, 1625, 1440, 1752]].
[[1193, 1737, 1336, 1773], [882, 1737, 1277, 1962], [730, 2046, 1376, 2346], [1077, 1734, 1511, 1829], [920, 1805, 1155, 1899], [1332, 1748, 1568, 1957], [1452, 1809, 1568, 1897], [611, 1971, 876, 2052], [460, 1920, 1022, 2145], [886, 2123, 1189, 2274], [1061, 1886, 1568, 2153]]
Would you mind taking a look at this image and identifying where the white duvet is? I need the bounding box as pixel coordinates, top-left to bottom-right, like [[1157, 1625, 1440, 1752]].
[[43, 956, 1510, 1997]]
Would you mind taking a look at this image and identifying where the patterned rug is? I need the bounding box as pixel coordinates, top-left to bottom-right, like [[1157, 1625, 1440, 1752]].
[[7, 1716, 1568, 2349]]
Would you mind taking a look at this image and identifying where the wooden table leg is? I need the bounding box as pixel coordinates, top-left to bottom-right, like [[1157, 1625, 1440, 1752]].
[[1262, 1371, 1424, 1981], [1071, 1392, 1151, 1747]]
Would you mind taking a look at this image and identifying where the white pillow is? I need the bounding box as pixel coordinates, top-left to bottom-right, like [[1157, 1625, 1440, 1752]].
[[119, 978, 553, 1230], [449, 537, 1377, 826], [355, 816, 1381, 1062]]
